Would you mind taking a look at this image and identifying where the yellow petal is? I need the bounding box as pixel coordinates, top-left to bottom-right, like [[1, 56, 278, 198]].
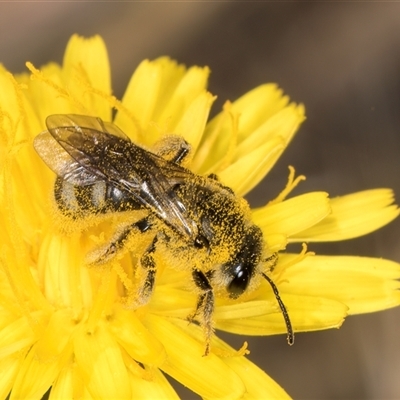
[[148, 57, 187, 120], [116, 59, 209, 146], [38, 232, 90, 310], [63, 34, 111, 120], [0, 356, 23, 400], [174, 90, 215, 152], [280, 254, 400, 314], [0, 299, 16, 333], [73, 321, 131, 399], [129, 368, 180, 400], [11, 138, 54, 234], [20, 63, 71, 125], [263, 233, 288, 253], [194, 84, 305, 176], [0, 65, 19, 114], [235, 103, 305, 159], [144, 314, 245, 399], [10, 341, 67, 400], [205, 333, 292, 399], [155, 65, 210, 141], [223, 351, 291, 399], [221, 104, 305, 195], [116, 59, 167, 141], [109, 308, 166, 366], [215, 294, 346, 335], [49, 364, 74, 400], [0, 316, 36, 359], [34, 309, 75, 362], [218, 136, 285, 196], [226, 84, 298, 142], [252, 192, 331, 238], [0, 67, 43, 206], [291, 189, 399, 242]]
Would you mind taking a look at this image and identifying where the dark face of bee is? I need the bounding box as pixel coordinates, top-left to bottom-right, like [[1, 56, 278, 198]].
[[224, 225, 263, 299]]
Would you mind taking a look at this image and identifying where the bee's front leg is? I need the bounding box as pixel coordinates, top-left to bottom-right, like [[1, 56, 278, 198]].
[[188, 268, 215, 356], [152, 136, 190, 165]]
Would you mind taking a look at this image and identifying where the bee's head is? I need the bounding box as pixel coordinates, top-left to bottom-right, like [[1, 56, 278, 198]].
[[220, 224, 294, 346], [223, 225, 264, 299]]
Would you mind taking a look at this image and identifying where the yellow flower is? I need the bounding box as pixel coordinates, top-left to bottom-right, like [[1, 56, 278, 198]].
[[0, 34, 399, 399]]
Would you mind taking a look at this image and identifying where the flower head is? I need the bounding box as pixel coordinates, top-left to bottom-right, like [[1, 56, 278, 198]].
[[0, 34, 399, 399]]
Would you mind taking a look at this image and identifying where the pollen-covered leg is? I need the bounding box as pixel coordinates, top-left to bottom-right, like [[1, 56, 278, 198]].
[[188, 269, 215, 356], [264, 252, 278, 272], [152, 135, 191, 165], [135, 236, 158, 306], [87, 217, 152, 264]]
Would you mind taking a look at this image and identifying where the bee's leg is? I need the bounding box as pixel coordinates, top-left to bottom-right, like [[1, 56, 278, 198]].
[[87, 217, 152, 264], [206, 174, 235, 195], [188, 268, 215, 356], [171, 143, 190, 164], [264, 252, 278, 272], [152, 136, 191, 165], [207, 173, 219, 181], [135, 236, 158, 305]]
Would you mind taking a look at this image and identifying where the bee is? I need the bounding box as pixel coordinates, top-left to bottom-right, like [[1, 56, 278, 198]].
[[34, 114, 294, 355]]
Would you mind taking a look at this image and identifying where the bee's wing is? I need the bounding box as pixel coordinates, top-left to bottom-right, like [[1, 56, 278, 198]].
[[47, 114, 130, 140], [34, 114, 130, 186], [120, 152, 198, 239], [33, 131, 99, 185], [37, 114, 198, 239]]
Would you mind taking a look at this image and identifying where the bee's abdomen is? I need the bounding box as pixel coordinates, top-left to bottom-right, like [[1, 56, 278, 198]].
[[54, 177, 141, 217]]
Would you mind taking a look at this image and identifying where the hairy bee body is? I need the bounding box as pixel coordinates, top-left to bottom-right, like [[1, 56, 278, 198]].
[[54, 177, 142, 217], [34, 114, 293, 354]]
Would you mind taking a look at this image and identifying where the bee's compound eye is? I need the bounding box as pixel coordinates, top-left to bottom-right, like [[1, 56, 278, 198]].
[[227, 263, 250, 299]]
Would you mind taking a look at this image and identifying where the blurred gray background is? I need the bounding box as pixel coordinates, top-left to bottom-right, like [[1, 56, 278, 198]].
[[2, 3, 400, 399]]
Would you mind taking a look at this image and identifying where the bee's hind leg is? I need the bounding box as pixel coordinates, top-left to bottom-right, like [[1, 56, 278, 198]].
[[188, 268, 215, 356], [87, 216, 159, 308]]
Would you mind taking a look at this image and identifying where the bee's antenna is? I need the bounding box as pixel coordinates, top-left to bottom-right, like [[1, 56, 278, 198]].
[[261, 273, 294, 345]]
